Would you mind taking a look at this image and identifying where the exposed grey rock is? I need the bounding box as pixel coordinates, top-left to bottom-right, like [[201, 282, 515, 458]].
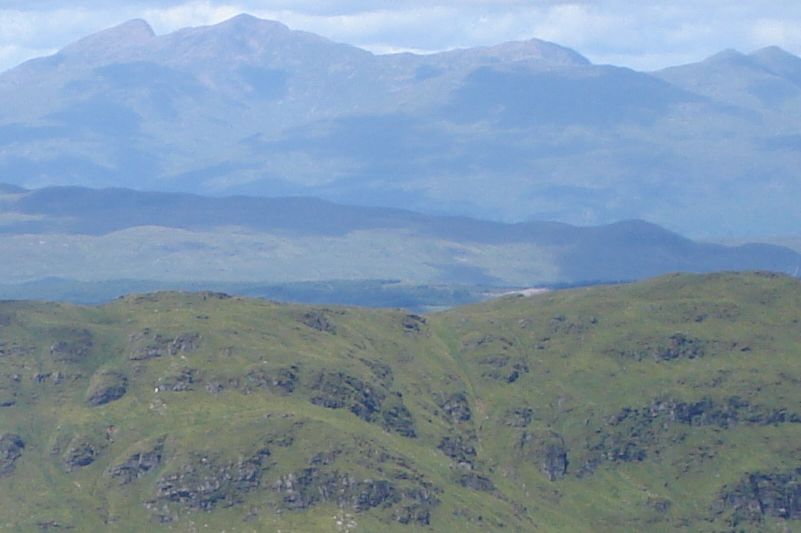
[[301, 311, 336, 334], [437, 392, 472, 423], [311, 372, 383, 421], [151, 448, 271, 512], [85, 370, 128, 406], [517, 431, 568, 481], [244, 365, 299, 395], [275, 468, 399, 512], [504, 407, 534, 428], [128, 329, 199, 361], [107, 439, 165, 485], [63, 440, 102, 471], [718, 467, 801, 525], [169, 333, 200, 355], [311, 371, 416, 436], [478, 354, 529, 383], [438, 435, 477, 467], [360, 358, 394, 387], [401, 315, 426, 333], [158, 368, 199, 392], [0, 433, 24, 476], [457, 472, 495, 491]]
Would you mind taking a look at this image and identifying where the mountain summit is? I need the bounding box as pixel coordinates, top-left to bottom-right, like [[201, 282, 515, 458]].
[[61, 19, 156, 59], [0, 15, 800, 236]]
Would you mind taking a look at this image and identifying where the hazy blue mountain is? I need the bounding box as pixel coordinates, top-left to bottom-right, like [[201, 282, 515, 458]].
[[0, 184, 798, 291], [0, 15, 800, 236]]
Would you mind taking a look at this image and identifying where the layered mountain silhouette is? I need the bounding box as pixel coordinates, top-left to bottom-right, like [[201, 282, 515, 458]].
[[0, 184, 798, 290], [1, 15, 800, 236]]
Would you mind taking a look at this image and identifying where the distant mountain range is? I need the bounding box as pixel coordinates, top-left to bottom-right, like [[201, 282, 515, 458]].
[[1, 184, 798, 295], [1, 15, 800, 237]]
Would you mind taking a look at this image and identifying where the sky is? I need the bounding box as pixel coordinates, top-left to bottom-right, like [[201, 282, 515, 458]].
[[1, 1, 800, 73]]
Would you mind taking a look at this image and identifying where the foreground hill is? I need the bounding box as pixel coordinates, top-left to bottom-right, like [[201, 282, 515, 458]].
[[1, 15, 801, 236], [1, 184, 799, 297], [1, 272, 800, 531]]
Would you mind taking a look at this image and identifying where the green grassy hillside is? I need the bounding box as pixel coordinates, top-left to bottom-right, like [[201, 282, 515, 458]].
[[1, 272, 801, 531]]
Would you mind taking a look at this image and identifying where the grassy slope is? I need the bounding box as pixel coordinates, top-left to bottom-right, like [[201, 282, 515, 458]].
[[1, 272, 800, 531]]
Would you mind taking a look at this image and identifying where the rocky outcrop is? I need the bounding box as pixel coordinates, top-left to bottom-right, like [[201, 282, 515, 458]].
[[128, 329, 199, 361], [0, 434, 24, 476], [438, 435, 477, 468], [244, 365, 299, 395], [158, 368, 200, 392], [717, 468, 801, 525], [360, 358, 394, 387], [457, 472, 495, 492], [477, 354, 529, 383], [106, 439, 165, 485], [392, 486, 440, 526], [85, 370, 128, 407], [517, 431, 568, 481], [504, 407, 534, 428], [150, 448, 272, 515], [381, 397, 417, 438], [274, 466, 440, 525], [276, 468, 399, 511], [310, 371, 416, 437], [611, 333, 716, 361], [311, 372, 382, 418], [581, 397, 801, 475], [401, 314, 426, 333], [437, 392, 472, 423], [300, 311, 336, 334], [63, 438, 105, 471]]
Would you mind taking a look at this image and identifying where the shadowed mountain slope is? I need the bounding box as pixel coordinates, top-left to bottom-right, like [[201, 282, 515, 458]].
[[1, 184, 799, 289]]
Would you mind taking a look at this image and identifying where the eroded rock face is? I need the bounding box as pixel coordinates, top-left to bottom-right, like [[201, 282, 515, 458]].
[[301, 311, 336, 334], [718, 468, 801, 525], [244, 365, 299, 395], [381, 396, 417, 438], [275, 468, 399, 511], [150, 448, 272, 515], [158, 368, 200, 392], [106, 439, 165, 485], [311, 372, 383, 419], [310, 372, 416, 436], [274, 466, 440, 525], [437, 392, 472, 424], [457, 472, 495, 492], [438, 435, 477, 468], [361, 358, 393, 387], [401, 315, 426, 333], [611, 333, 714, 361], [128, 330, 200, 361], [517, 431, 568, 481], [505, 407, 534, 428], [63, 438, 105, 471], [0, 434, 24, 476], [85, 370, 128, 407], [580, 397, 801, 475], [477, 354, 529, 383]]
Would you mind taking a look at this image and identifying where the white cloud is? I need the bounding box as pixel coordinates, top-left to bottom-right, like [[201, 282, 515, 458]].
[[142, 1, 242, 31], [752, 18, 801, 50]]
